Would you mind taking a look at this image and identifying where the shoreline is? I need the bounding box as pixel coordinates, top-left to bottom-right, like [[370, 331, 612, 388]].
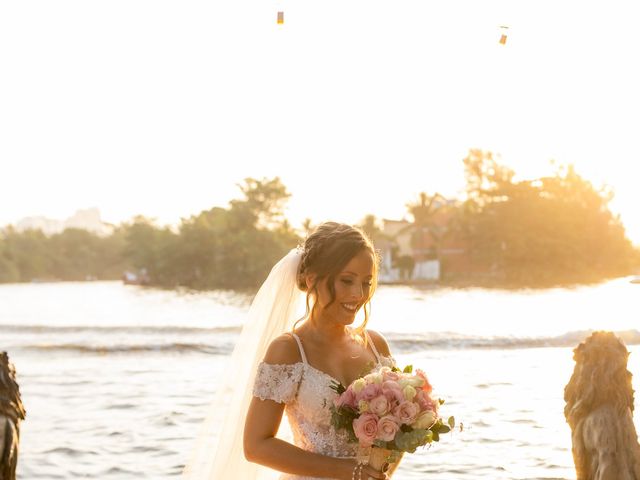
[[2, 272, 639, 293]]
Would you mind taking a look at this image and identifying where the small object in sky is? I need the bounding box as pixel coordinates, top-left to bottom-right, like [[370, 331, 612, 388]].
[[277, 11, 284, 24], [499, 25, 509, 45]]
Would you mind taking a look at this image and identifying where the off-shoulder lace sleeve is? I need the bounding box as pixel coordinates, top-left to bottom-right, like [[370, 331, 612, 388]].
[[252, 362, 303, 404]]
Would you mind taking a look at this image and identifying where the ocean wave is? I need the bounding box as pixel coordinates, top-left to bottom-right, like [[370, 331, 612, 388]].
[[0, 324, 241, 335], [21, 343, 229, 354], [5, 325, 639, 354], [384, 329, 640, 352]]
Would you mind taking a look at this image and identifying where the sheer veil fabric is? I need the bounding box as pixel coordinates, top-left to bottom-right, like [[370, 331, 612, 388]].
[[182, 247, 308, 480]]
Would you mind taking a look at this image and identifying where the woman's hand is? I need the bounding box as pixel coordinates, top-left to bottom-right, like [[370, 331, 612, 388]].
[[359, 464, 389, 480]]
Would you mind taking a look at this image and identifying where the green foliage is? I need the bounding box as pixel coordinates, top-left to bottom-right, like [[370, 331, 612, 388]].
[[461, 149, 639, 286], [0, 176, 299, 289], [118, 176, 299, 289], [329, 380, 346, 396], [0, 241, 20, 282], [432, 417, 451, 434], [329, 404, 358, 443], [2, 165, 637, 288], [402, 192, 464, 266], [448, 416, 455, 429], [394, 428, 433, 453], [0, 226, 128, 282]]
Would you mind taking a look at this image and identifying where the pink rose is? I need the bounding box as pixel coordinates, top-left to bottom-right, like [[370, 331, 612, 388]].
[[393, 401, 420, 425], [376, 415, 400, 442], [382, 381, 405, 407], [415, 369, 433, 393], [383, 370, 401, 382], [352, 413, 378, 447], [382, 380, 401, 391], [414, 389, 427, 409], [369, 395, 390, 416], [359, 383, 382, 402], [415, 390, 438, 413], [334, 387, 357, 409]]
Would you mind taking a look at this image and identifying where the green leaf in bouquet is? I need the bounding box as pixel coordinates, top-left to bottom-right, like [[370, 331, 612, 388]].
[[438, 425, 451, 434], [431, 417, 451, 434], [391, 366, 402, 373], [431, 430, 440, 442], [329, 380, 346, 395], [438, 398, 445, 405], [400, 424, 413, 433], [403, 365, 413, 374], [431, 418, 451, 434], [448, 416, 455, 429], [329, 404, 358, 442], [425, 430, 433, 443], [394, 428, 431, 453]]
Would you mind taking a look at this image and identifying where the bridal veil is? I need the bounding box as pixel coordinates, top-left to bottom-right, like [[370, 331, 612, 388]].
[[182, 247, 307, 480]]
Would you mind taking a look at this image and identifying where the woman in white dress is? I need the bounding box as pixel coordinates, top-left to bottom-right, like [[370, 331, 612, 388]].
[[183, 222, 401, 480]]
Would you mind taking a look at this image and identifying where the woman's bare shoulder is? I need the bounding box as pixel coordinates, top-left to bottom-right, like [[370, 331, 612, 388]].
[[262, 333, 303, 365], [366, 329, 392, 357]]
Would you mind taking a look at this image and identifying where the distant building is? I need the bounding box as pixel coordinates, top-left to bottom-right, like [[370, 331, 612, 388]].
[[13, 208, 114, 237], [376, 206, 470, 283]]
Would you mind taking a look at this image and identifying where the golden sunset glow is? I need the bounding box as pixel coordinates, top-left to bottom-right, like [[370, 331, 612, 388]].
[[1, 0, 638, 245]]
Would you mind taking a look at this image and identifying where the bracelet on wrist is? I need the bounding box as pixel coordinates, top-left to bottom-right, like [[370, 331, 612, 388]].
[[351, 463, 363, 480]]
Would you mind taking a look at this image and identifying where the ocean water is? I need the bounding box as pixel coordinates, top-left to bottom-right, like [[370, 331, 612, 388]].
[[1, 278, 639, 479]]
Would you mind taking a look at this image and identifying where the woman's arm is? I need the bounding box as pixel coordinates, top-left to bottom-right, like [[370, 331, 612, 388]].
[[243, 334, 388, 480], [244, 395, 356, 478]]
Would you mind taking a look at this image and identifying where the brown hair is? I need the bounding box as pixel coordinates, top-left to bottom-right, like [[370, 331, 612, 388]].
[[292, 222, 381, 345]]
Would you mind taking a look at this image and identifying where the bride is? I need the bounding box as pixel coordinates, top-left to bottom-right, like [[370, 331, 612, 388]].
[[183, 222, 401, 480]]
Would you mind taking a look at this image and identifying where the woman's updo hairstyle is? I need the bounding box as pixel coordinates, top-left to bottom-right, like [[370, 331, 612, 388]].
[[293, 222, 381, 344]]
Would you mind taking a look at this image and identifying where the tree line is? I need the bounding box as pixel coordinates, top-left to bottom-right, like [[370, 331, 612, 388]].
[[1, 151, 638, 289], [458, 150, 639, 285], [0, 177, 298, 289]]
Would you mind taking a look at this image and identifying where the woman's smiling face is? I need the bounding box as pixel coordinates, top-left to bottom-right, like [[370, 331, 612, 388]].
[[308, 249, 375, 325]]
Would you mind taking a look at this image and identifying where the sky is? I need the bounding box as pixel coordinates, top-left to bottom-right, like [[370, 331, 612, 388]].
[[1, 0, 638, 244]]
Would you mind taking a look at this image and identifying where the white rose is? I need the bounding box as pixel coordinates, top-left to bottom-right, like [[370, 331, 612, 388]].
[[403, 385, 417, 401], [352, 378, 367, 394], [399, 377, 425, 389], [358, 400, 370, 413], [412, 410, 436, 429]]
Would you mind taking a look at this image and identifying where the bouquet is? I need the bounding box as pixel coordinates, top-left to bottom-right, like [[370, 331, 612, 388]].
[[329, 364, 454, 470]]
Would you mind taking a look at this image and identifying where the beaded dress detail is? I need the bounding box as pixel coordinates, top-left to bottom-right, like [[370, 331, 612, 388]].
[[252, 330, 396, 480]]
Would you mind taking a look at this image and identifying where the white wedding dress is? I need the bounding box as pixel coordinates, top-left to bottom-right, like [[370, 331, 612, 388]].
[[252, 330, 396, 480]]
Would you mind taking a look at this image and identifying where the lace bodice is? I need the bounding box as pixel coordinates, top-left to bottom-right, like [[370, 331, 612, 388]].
[[252, 330, 396, 480]]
